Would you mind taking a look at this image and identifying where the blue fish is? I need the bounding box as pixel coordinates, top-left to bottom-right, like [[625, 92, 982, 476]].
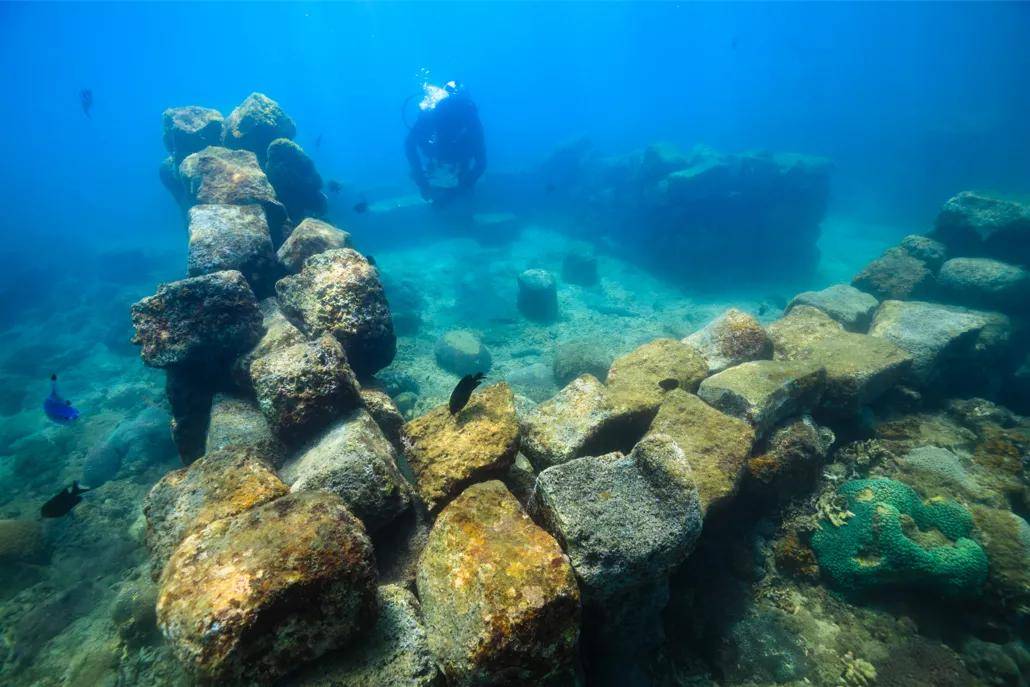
[[43, 374, 79, 424]]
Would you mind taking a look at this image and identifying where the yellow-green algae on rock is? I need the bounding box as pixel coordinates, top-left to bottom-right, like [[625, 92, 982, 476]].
[[402, 382, 519, 512], [605, 337, 709, 416], [415, 480, 580, 687], [157, 491, 377, 684]]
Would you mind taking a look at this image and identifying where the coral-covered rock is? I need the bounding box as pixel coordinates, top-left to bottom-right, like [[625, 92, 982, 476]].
[[187, 204, 278, 295], [521, 374, 635, 471], [971, 506, 1030, 615], [516, 268, 559, 322], [282, 409, 411, 532], [276, 248, 396, 377], [787, 284, 878, 332], [606, 338, 709, 416], [852, 247, 934, 301], [286, 585, 442, 687], [222, 92, 297, 162], [235, 297, 306, 386], [179, 146, 284, 217], [265, 138, 327, 221], [937, 257, 1030, 311], [434, 329, 492, 376], [869, 300, 1012, 387], [359, 387, 406, 451], [900, 234, 948, 270], [552, 338, 612, 387], [0, 519, 45, 563], [249, 334, 362, 445], [933, 191, 1030, 266], [746, 415, 834, 502], [205, 393, 285, 465], [683, 308, 772, 374], [767, 305, 843, 360], [401, 383, 519, 512], [647, 389, 755, 514], [157, 492, 377, 684], [416, 481, 580, 687], [277, 218, 352, 273], [562, 253, 598, 286], [131, 270, 263, 369], [143, 445, 288, 575], [162, 106, 224, 163], [697, 360, 825, 437]]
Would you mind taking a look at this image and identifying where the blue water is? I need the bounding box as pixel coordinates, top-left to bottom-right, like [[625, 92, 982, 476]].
[[1, 2, 1028, 686]]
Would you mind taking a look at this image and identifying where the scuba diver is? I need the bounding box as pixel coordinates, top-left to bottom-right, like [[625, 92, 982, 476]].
[[405, 81, 486, 206]]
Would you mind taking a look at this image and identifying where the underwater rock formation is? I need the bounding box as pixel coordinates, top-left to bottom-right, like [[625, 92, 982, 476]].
[[433, 329, 492, 376], [745, 414, 834, 504], [561, 252, 598, 286], [416, 481, 580, 687], [552, 338, 612, 387], [358, 387, 406, 452], [186, 203, 279, 295], [281, 409, 411, 532], [933, 191, 1030, 266], [222, 92, 297, 163], [605, 337, 709, 417], [851, 246, 935, 301], [277, 217, 353, 273], [162, 106, 224, 163], [401, 382, 519, 512], [937, 256, 1030, 312], [516, 268, 559, 322], [235, 297, 307, 385], [899, 233, 948, 270], [787, 283, 879, 332], [265, 138, 327, 221], [131, 269, 263, 369], [157, 491, 377, 684], [205, 393, 285, 464], [683, 308, 772, 374], [276, 248, 396, 377]]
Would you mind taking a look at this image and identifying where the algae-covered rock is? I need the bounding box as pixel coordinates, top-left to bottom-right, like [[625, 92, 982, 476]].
[[131, 270, 263, 369], [552, 338, 612, 387], [767, 305, 844, 360], [434, 329, 492, 376], [249, 334, 362, 445], [0, 519, 45, 563], [647, 389, 755, 514], [852, 247, 935, 301], [605, 338, 709, 416], [162, 106, 224, 163], [222, 92, 297, 162], [179, 146, 281, 210], [277, 217, 352, 273], [401, 383, 519, 512], [282, 409, 411, 532], [516, 268, 559, 322], [359, 387, 406, 451], [697, 359, 825, 437], [937, 257, 1030, 311], [810, 478, 988, 597], [934, 191, 1030, 266], [235, 297, 306, 385], [187, 203, 278, 295], [416, 481, 580, 687], [205, 393, 285, 465], [787, 284, 878, 332], [276, 248, 396, 377], [521, 374, 635, 471], [143, 445, 288, 575], [683, 309, 772, 374], [900, 233, 948, 270], [157, 492, 377, 684], [286, 585, 442, 687], [746, 415, 834, 502], [265, 138, 327, 221], [971, 506, 1030, 615]]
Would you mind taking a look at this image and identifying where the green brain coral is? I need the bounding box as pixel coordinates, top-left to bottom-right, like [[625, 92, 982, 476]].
[[811, 478, 988, 597]]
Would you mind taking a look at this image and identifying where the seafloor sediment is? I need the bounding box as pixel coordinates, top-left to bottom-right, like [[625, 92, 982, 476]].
[[0, 93, 1027, 687]]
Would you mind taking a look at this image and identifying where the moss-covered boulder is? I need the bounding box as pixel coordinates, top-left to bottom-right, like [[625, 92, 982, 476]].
[[971, 506, 1030, 615], [187, 203, 278, 296], [434, 329, 492, 376], [811, 478, 988, 597], [938, 257, 1030, 312], [205, 393, 285, 465], [276, 248, 396, 376], [787, 284, 878, 332], [767, 305, 843, 361], [852, 247, 935, 301], [899, 234, 948, 270], [647, 389, 755, 514], [683, 308, 772, 374], [178, 146, 286, 230], [222, 92, 296, 162], [697, 359, 825, 437], [416, 481, 580, 687], [277, 218, 352, 273], [265, 138, 326, 221], [235, 297, 306, 386], [143, 445, 288, 576], [157, 492, 377, 684], [516, 268, 559, 322], [933, 191, 1030, 266], [745, 415, 834, 503], [552, 338, 612, 387], [401, 383, 519, 513], [162, 106, 223, 163], [605, 338, 709, 416]]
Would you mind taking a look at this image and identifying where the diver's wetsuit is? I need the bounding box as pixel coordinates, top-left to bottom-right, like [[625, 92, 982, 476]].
[[405, 92, 486, 203]]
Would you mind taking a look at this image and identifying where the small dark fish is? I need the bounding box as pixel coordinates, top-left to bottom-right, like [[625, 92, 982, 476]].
[[658, 378, 679, 391], [314, 133, 323, 149], [449, 372, 485, 415], [43, 374, 79, 424], [41, 481, 90, 518], [80, 89, 92, 118], [353, 200, 369, 213], [327, 180, 343, 194]]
